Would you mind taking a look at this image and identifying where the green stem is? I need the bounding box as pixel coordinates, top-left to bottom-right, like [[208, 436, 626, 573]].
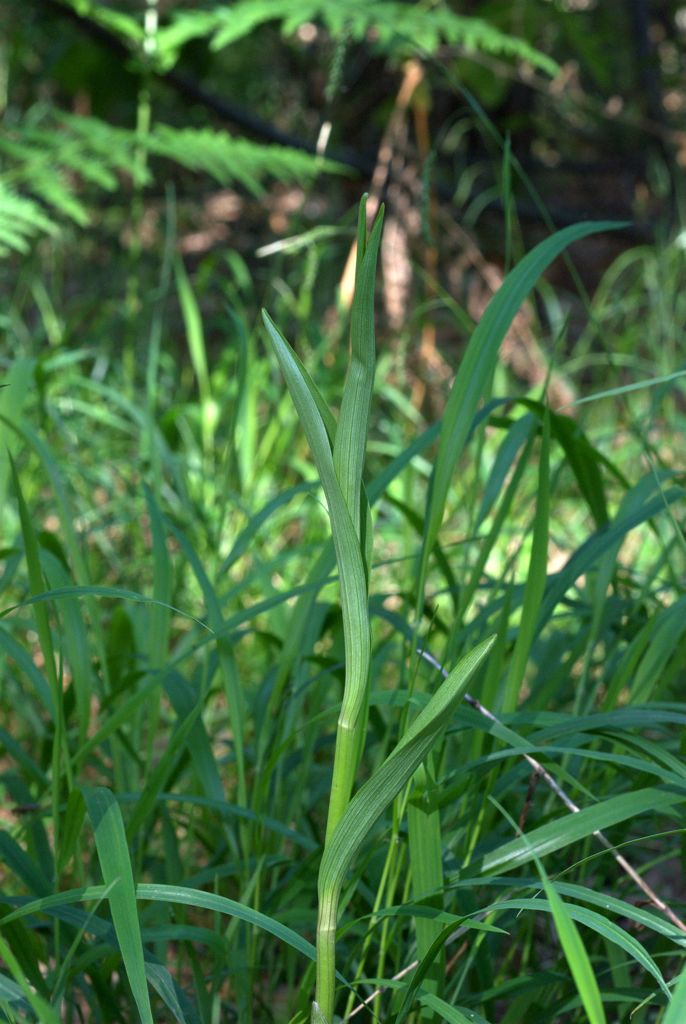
[[325, 711, 364, 845], [314, 898, 338, 1023]]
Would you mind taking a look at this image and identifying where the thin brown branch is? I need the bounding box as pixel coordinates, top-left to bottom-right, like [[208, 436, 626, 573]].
[[419, 646, 686, 936], [344, 647, 686, 1020]]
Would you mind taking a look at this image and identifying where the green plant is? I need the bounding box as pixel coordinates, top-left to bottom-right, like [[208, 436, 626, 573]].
[[1, 0, 562, 258], [263, 199, 497, 1021], [1, 172, 686, 1024]]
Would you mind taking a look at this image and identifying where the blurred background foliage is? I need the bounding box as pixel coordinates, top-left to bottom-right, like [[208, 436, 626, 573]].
[[3, 0, 686, 499], [3, 0, 686, 428], [1, 5, 686, 1021], [2, 0, 685, 279]]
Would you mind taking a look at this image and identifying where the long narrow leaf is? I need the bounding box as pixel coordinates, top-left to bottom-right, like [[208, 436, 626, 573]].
[[83, 787, 154, 1024], [263, 308, 370, 837], [663, 960, 686, 1023], [503, 410, 550, 711], [540, 876, 607, 1024], [315, 635, 495, 1022], [484, 897, 669, 996], [333, 198, 383, 542], [476, 787, 685, 875], [418, 220, 628, 611]]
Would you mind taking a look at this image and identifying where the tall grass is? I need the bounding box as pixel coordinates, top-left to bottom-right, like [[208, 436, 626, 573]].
[[0, 194, 685, 1024]]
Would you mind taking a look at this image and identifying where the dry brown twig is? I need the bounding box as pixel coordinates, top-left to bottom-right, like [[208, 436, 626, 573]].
[[344, 645, 686, 1020], [338, 59, 425, 311], [419, 646, 686, 936]]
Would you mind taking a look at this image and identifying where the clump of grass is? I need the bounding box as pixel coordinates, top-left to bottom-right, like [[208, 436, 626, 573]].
[[1, 194, 685, 1024]]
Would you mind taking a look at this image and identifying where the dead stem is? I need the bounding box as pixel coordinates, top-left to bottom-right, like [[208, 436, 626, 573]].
[[418, 645, 686, 937], [343, 645, 686, 1021]]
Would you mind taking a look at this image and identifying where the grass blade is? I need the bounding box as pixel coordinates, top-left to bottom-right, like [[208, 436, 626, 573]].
[[263, 308, 370, 839], [663, 960, 686, 1023], [175, 255, 216, 453], [407, 774, 445, 1013], [476, 787, 685, 876], [418, 220, 628, 613], [83, 786, 154, 1024], [0, 935, 61, 1024], [491, 798, 608, 1022], [486, 896, 669, 996], [540, 879, 607, 1023], [503, 409, 550, 712], [315, 635, 495, 1023], [333, 195, 383, 547]]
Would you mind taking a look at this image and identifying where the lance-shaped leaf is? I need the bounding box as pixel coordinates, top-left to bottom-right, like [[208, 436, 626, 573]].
[[83, 787, 154, 1024], [417, 220, 629, 613], [314, 635, 496, 1023], [263, 308, 370, 837], [333, 197, 384, 546]]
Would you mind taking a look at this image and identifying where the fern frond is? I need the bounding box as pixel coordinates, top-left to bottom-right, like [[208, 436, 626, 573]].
[[66, 0, 557, 78], [0, 107, 345, 258], [0, 183, 58, 256], [209, 0, 302, 50], [154, 12, 225, 72], [0, 111, 145, 254], [56, 113, 150, 189], [207, 0, 559, 76], [147, 126, 345, 194], [61, 0, 144, 47]]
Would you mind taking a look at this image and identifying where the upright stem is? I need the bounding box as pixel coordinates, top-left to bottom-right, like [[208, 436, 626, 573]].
[[125, 0, 158, 381], [316, 202, 383, 1016], [315, 897, 338, 1023], [266, 200, 383, 1023]]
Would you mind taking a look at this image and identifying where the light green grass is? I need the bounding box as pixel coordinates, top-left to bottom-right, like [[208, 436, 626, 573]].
[[0, 192, 685, 1024]]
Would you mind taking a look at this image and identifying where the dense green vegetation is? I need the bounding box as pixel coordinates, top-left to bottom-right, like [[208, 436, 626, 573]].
[[1, 2, 686, 1022]]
